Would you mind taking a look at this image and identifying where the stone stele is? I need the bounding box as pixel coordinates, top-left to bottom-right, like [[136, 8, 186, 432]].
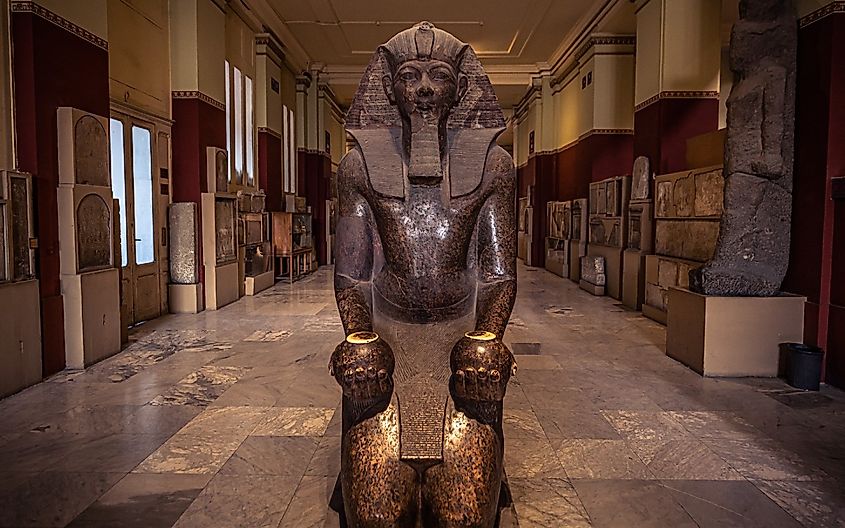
[[690, 0, 797, 296]]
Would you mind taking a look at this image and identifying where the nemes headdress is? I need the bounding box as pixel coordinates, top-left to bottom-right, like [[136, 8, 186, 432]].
[[380, 21, 468, 72], [346, 22, 505, 130], [344, 22, 507, 199]]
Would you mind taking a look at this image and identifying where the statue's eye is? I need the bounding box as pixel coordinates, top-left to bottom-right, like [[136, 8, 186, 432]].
[[431, 70, 451, 81], [399, 70, 417, 81]]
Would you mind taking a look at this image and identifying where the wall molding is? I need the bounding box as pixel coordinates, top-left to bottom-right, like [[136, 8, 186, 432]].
[[579, 128, 634, 139], [635, 91, 719, 112], [10, 1, 108, 51], [800, 1, 845, 28], [575, 35, 636, 62], [171, 91, 225, 112], [257, 126, 282, 140]]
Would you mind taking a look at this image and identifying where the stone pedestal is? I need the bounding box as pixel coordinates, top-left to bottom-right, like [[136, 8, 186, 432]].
[[667, 287, 805, 377], [169, 283, 204, 313], [245, 269, 274, 295], [622, 249, 647, 310], [201, 193, 239, 310]]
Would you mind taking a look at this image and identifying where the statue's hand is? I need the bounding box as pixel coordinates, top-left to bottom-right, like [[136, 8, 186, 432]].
[[330, 331, 394, 401], [450, 331, 516, 402]]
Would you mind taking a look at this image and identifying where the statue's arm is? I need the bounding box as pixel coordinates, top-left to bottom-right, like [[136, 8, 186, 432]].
[[334, 148, 375, 334], [475, 145, 517, 337]]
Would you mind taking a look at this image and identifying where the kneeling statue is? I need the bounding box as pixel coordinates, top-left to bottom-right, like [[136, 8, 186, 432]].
[[331, 21, 517, 527]]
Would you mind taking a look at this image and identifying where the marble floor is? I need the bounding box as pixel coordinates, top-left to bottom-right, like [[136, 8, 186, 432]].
[[1, 264, 844, 527]]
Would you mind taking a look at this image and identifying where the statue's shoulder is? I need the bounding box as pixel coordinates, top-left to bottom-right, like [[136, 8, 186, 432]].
[[338, 146, 368, 191], [484, 143, 515, 181]]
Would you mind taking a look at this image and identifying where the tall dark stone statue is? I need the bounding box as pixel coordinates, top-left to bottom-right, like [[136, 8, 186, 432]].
[[330, 22, 517, 527], [691, 0, 797, 296]]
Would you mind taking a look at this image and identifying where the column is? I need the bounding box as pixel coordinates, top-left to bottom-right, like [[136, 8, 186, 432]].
[[256, 34, 284, 211]]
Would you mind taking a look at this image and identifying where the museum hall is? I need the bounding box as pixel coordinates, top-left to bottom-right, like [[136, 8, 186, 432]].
[[0, 0, 843, 526]]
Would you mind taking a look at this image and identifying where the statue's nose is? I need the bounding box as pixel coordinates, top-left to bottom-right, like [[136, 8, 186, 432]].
[[417, 83, 434, 97]]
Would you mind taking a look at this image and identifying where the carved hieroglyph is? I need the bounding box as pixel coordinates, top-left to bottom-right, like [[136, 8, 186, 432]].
[[74, 116, 109, 187], [214, 199, 236, 264], [691, 0, 797, 296], [76, 194, 111, 271]]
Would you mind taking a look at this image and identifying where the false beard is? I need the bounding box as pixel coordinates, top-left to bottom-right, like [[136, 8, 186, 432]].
[[407, 109, 446, 184]]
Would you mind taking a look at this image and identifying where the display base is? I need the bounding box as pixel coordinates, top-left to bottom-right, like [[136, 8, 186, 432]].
[[206, 261, 239, 310], [0, 280, 42, 397], [62, 268, 121, 369], [622, 249, 647, 310], [569, 240, 586, 283], [667, 288, 806, 377], [245, 270, 275, 296], [579, 279, 605, 296], [169, 283, 204, 313], [642, 303, 667, 325]]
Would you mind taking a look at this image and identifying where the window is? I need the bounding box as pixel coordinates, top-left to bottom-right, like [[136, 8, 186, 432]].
[[225, 61, 255, 187], [132, 125, 154, 265], [109, 118, 128, 267], [282, 105, 295, 194]]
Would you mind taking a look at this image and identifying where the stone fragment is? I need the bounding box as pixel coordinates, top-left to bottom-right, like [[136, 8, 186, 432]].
[[655, 220, 720, 262], [691, 0, 796, 296], [581, 255, 606, 286], [169, 202, 199, 284], [631, 156, 651, 200], [694, 169, 725, 217]]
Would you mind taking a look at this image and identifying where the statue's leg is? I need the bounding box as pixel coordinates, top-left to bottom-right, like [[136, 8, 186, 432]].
[[341, 398, 419, 528], [421, 400, 503, 528]]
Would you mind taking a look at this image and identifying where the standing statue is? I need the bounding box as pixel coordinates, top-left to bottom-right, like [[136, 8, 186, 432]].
[[691, 0, 797, 296], [330, 22, 517, 527]]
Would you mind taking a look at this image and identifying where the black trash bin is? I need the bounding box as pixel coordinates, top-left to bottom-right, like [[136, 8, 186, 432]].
[[784, 343, 824, 391]]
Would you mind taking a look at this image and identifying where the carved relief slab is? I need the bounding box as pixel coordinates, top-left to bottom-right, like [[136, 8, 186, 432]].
[[631, 156, 651, 200], [74, 116, 109, 187], [215, 199, 236, 264], [76, 193, 111, 271], [581, 255, 606, 286]]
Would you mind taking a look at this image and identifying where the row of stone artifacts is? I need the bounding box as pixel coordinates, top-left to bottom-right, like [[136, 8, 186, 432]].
[[544, 156, 725, 324]]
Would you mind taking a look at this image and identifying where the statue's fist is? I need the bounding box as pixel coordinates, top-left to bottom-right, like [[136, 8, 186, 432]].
[[450, 331, 516, 402], [330, 332, 395, 401]]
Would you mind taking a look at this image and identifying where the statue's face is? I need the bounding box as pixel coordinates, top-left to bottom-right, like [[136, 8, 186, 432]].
[[383, 59, 467, 120]]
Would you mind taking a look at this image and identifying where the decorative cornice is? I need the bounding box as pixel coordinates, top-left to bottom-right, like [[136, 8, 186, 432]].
[[800, 1, 845, 28], [579, 128, 634, 140], [257, 126, 282, 140], [171, 91, 225, 112], [575, 35, 636, 62], [10, 1, 108, 50], [635, 90, 719, 112], [256, 33, 285, 67]]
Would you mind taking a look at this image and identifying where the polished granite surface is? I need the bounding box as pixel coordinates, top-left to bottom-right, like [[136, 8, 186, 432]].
[[1, 264, 844, 527]]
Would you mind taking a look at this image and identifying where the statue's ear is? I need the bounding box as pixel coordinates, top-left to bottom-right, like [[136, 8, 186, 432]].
[[382, 74, 396, 104], [378, 46, 397, 105], [456, 73, 468, 103]]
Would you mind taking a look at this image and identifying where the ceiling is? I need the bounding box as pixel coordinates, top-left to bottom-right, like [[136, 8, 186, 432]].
[[258, 0, 629, 107]]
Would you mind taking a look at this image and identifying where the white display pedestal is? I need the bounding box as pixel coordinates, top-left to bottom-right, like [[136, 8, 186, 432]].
[[245, 269, 274, 296], [667, 288, 806, 377]]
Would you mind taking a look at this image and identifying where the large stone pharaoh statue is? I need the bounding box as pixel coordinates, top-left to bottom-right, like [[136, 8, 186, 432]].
[[330, 22, 517, 527]]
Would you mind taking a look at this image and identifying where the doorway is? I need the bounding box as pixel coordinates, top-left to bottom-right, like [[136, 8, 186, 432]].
[[109, 111, 169, 326]]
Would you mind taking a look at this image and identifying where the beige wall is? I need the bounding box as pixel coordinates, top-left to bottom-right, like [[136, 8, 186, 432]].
[[594, 54, 635, 130], [225, 8, 255, 78], [256, 50, 282, 133], [553, 72, 581, 150], [635, 0, 662, 105], [636, 0, 721, 105], [324, 99, 345, 165], [36, 0, 108, 39], [198, 0, 225, 103], [662, 0, 721, 93], [108, 0, 170, 119]]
